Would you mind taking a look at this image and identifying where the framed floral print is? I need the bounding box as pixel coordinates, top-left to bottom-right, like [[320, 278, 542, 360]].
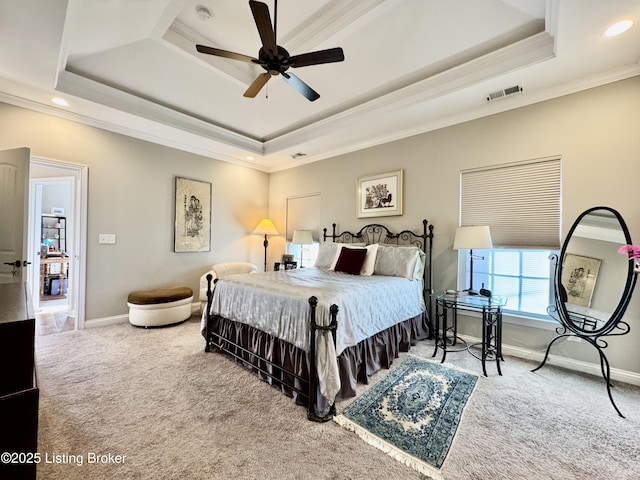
[[357, 169, 404, 218]]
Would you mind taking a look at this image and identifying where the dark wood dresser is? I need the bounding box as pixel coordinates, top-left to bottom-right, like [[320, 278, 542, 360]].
[[0, 283, 38, 480]]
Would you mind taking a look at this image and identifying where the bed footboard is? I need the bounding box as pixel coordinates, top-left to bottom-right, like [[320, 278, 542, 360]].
[[204, 274, 339, 422], [307, 296, 339, 422]]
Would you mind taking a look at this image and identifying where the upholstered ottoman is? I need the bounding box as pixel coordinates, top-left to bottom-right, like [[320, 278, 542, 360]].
[[127, 286, 193, 327]]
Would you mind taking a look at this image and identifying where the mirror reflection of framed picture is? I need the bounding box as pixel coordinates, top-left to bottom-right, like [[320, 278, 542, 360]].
[[561, 253, 601, 307]]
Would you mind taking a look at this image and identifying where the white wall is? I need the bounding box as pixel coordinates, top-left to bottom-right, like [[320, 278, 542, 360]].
[[0, 102, 270, 322], [268, 76, 640, 375]]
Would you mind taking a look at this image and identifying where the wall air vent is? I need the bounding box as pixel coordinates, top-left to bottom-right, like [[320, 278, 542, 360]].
[[486, 84, 523, 102]]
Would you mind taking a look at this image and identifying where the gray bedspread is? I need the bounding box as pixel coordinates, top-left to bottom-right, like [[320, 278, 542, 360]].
[[202, 267, 425, 401]]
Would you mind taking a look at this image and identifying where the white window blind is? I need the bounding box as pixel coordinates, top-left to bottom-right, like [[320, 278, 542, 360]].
[[460, 157, 561, 248]]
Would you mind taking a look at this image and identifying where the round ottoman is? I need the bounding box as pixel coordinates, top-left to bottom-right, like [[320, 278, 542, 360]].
[[127, 286, 193, 327]]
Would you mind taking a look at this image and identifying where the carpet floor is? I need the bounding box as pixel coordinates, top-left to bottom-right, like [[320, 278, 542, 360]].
[[34, 317, 640, 479]]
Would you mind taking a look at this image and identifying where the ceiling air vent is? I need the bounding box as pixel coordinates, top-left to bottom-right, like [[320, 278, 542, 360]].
[[486, 84, 523, 102], [290, 152, 307, 159]]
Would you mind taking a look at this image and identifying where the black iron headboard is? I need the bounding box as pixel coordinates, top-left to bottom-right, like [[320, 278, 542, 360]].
[[323, 219, 435, 324]]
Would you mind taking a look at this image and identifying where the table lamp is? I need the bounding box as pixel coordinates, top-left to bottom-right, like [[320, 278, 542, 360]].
[[453, 225, 493, 295], [291, 230, 313, 268], [253, 218, 278, 271]]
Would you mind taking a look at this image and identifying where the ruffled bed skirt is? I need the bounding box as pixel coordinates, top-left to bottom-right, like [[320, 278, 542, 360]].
[[207, 311, 430, 408]]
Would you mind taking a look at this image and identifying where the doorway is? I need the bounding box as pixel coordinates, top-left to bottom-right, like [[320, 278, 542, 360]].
[[28, 158, 87, 334]]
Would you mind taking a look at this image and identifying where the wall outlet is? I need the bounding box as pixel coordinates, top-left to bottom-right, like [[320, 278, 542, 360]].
[[99, 234, 116, 244]]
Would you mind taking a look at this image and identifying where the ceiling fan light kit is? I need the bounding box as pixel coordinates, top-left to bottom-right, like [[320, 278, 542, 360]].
[[195, 0, 344, 101]]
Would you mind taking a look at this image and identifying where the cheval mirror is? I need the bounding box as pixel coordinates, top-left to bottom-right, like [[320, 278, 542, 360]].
[[532, 206, 638, 417]]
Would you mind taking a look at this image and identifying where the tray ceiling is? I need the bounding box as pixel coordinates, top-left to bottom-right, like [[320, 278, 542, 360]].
[[0, 0, 639, 172]]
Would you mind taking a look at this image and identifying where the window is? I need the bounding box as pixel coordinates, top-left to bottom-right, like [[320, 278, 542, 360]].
[[459, 249, 557, 318], [286, 193, 321, 268], [459, 157, 562, 321], [287, 242, 319, 268]]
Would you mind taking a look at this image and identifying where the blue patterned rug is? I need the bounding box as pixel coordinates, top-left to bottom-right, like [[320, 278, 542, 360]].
[[334, 356, 477, 478]]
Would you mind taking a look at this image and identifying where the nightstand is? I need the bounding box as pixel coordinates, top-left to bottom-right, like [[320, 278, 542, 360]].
[[431, 293, 507, 376]]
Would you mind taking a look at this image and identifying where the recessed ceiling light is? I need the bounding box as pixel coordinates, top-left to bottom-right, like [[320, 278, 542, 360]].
[[603, 20, 634, 37], [51, 97, 69, 107], [246, 156, 254, 161]]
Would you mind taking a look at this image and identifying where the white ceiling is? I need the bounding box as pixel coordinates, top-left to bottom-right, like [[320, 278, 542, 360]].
[[1, 0, 639, 172]]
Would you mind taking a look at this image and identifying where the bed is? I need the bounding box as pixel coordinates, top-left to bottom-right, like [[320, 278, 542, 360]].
[[202, 220, 434, 421]]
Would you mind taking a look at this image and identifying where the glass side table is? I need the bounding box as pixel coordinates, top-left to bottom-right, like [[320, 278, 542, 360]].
[[431, 293, 507, 376]]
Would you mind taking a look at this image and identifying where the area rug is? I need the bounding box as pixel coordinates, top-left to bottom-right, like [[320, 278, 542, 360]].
[[334, 356, 478, 479]]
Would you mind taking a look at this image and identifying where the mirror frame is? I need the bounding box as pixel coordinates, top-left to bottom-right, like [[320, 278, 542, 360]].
[[554, 206, 637, 336]]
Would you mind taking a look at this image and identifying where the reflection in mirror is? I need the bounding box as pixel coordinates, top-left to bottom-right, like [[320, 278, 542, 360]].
[[561, 208, 629, 333], [534, 206, 637, 417]]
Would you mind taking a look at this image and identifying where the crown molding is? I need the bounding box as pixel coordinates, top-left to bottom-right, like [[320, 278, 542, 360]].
[[163, 22, 256, 86], [265, 31, 555, 155], [56, 70, 263, 152], [269, 65, 640, 172], [280, 0, 389, 53]]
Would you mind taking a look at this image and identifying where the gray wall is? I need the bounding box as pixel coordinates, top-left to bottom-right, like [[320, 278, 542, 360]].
[[268, 76, 640, 375], [1, 76, 638, 376], [0, 102, 270, 321]]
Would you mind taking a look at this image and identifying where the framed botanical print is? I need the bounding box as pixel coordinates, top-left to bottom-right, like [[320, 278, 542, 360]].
[[357, 169, 404, 218], [174, 176, 211, 252]]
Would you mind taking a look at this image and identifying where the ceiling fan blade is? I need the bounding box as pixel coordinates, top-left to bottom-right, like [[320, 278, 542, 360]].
[[281, 72, 320, 102], [196, 44, 257, 63], [287, 48, 345, 68], [244, 72, 272, 98], [249, 0, 277, 56]]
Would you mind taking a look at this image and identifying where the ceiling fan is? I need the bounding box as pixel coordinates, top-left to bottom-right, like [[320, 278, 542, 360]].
[[195, 0, 345, 102]]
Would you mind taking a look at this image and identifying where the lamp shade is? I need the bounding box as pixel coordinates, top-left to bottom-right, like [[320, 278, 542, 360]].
[[252, 218, 278, 236], [291, 230, 313, 245], [453, 226, 493, 250]]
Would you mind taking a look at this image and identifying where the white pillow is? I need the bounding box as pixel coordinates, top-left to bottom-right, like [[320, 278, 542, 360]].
[[373, 244, 420, 280], [360, 244, 379, 276], [314, 243, 342, 269]]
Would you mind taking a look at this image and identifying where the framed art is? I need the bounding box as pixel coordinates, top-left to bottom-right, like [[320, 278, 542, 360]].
[[174, 176, 211, 253], [561, 253, 602, 307], [281, 254, 294, 263], [357, 169, 403, 218]]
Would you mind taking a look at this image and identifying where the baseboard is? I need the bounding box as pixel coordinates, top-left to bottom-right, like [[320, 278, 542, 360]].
[[85, 302, 201, 329], [84, 314, 129, 329], [457, 334, 640, 387]]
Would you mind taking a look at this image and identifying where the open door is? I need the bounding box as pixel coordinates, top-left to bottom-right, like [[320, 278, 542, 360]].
[[0, 148, 30, 284], [28, 158, 88, 331]]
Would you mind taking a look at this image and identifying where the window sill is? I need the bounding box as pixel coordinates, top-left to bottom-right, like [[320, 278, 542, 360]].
[[457, 308, 559, 331], [502, 312, 559, 331]]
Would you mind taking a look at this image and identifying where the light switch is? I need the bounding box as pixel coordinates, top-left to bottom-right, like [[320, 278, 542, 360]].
[[99, 233, 116, 244]]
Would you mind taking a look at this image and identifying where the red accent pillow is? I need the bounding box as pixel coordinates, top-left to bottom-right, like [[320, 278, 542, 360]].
[[334, 247, 367, 275]]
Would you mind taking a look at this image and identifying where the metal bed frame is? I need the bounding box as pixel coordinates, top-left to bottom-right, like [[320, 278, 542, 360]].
[[204, 219, 434, 421]]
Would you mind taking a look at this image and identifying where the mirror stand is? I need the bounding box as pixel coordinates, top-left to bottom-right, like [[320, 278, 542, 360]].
[[532, 254, 632, 417]]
